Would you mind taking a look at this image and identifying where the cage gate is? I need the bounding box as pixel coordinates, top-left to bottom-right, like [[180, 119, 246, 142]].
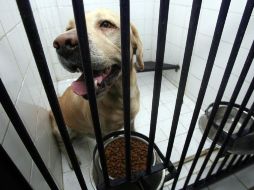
[[0, 0, 254, 190]]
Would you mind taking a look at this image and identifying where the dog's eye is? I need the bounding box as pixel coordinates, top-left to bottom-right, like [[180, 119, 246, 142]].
[[100, 21, 115, 29]]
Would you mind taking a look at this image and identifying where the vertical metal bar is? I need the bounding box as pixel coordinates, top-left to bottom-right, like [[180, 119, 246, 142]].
[[204, 41, 254, 177], [218, 90, 254, 172], [194, 0, 254, 183], [237, 106, 254, 136], [221, 114, 254, 172], [15, 1, 87, 189], [228, 104, 254, 169], [0, 79, 59, 190], [120, 0, 131, 180], [119, 0, 131, 180], [146, 0, 170, 173], [182, 0, 231, 188], [242, 155, 252, 162], [71, 0, 110, 186], [164, 0, 202, 171], [207, 74, 254, 176], [234, 155, 247, 167]]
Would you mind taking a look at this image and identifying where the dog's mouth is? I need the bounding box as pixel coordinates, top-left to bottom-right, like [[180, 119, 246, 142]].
[[71, 64, 121, 98]]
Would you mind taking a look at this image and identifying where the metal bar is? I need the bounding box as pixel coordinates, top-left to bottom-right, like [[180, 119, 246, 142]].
[[0, 145, 33, 190], [208, 76, 254, 175], [213, 105, 254, 172], [184, 157, 254, 190], [234, 155, 248, 167], [227, 154, 239, 169], [71, 0, 110, 186], [237, 106, 254, 136], [248, 120, 254, 132], [220, 155, 232, 171], [229, 104, 254, 168], [217, 154, 231, 172], [181, 0, 231, 188], [165, 0, 202, 170], [242, 155, 252, 162], [194, 0, 254, 183], [119, 0, 131, 180], [15, 1, 87, 189], [0, 79, 58, 190], [146, 0, 170, 173], [205, 42, 254, 177]]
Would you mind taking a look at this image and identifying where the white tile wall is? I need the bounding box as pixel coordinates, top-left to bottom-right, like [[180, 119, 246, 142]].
[[162, 0, 254, 110], [0, 1, 62, 189], [20, 0, 254, 106], [34, 0, 157, 80]]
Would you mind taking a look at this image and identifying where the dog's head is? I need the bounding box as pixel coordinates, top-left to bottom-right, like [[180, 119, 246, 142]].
[[53, 9, 144, 98]]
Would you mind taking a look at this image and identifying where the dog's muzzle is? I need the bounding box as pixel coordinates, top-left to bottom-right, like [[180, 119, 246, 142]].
[[53, 30, 122, 99], [53, 30, 83, 72]]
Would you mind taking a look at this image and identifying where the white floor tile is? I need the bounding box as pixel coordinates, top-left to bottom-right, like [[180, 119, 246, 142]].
[[179, 112, 193, 128], [235, 164, 254, 189], [134, 108, 151, 128], [184, 156, 212, 174], [208, 176, 247, 190], [62, 138, 93, 173], [156, 140, 181, 163], [63, 167, 93, 190], [135, 125, 168, 143], [158, 118, 187, 138], [160, 90, 177, 105]]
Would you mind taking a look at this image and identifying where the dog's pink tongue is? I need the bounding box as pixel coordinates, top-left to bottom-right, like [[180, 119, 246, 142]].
[[71, 75, 104, 96]]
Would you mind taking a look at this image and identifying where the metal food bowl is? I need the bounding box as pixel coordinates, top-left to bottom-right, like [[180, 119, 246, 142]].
[[90, 132, 165, 190], [199, 102, 254, 148]]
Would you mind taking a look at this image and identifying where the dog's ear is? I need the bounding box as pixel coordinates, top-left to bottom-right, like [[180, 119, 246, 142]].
[[131, 24, 144, 71]]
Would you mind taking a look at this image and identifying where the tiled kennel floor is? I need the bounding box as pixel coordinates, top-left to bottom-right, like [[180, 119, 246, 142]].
[[57, 72, 253, 190]]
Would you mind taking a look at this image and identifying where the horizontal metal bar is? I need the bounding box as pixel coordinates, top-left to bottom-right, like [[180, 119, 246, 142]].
[[147, 0, 170, 174], [165, 0, 202, 177], [71, 0, 110, 186], [15, 0, 87, 189], [105, 163, 173, 189], [194, 0, 254, 183], [0, 79, 58, 190], [182, 0, 231, 188], [119, 0, 131, 180]]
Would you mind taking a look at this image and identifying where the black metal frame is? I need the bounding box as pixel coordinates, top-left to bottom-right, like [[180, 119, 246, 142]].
[[0, 0, 253, 189], [0, 145, 33, 190]]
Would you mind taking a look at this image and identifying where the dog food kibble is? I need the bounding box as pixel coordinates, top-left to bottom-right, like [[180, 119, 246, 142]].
[[105, 137, 150, 178]]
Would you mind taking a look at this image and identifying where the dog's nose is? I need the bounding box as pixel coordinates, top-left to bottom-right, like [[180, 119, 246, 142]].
[[53, 30, 78, 49]]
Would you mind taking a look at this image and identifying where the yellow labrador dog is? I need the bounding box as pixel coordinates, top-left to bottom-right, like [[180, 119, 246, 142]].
[[50, 9, 144, 166]]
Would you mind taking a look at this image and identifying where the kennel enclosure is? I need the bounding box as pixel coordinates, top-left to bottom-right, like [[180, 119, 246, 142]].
[[0, 0, 254, 189]]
